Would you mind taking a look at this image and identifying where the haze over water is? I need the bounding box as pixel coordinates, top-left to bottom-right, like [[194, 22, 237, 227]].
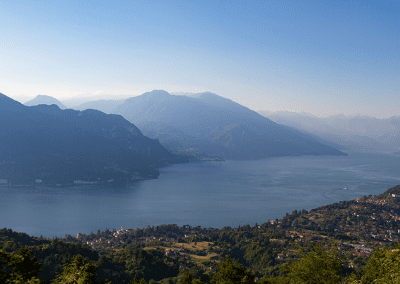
[[1, 151, 399, 238]]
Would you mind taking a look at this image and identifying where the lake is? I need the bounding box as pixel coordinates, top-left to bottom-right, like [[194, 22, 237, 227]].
[[1, 151, 400, 238]]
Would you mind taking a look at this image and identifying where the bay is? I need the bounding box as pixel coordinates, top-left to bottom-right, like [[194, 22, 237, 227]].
[[1, 151, 399, 238]]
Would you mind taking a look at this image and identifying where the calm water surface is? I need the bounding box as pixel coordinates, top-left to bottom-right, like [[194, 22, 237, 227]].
[[1, 151, 400, 238]]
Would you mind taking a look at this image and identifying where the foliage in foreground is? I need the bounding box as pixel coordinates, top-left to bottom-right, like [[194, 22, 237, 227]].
[[2, 243, 400, 283], [358, 244, 400, 284], [0, 247, 41, 283], [51, 254, 104, 284], [271, 244, 343, 284]]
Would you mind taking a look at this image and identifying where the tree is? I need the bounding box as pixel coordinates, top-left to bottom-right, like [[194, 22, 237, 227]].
[[181, 270, 193, 284], [124, 248, 178, 281], [178, 270, 206, 284], [131, 276, 146, 284], [52, 254, 100, 284], [279, 244, 343, 284], [361, 244, 400, 284], [211, 255, 255, 284], [11, 247, 42, 283], [0, 249, 13, 283], [0, 248, 42, 284]]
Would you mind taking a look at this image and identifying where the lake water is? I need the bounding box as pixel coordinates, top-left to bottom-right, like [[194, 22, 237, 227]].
[[1, 151, 400, 238]]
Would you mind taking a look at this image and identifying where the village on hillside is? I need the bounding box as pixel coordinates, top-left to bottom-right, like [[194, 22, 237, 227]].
[[61, 186, 400, 277]]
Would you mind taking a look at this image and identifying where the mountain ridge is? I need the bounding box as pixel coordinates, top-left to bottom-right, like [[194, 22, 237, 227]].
[[67, 90, 347, 160]]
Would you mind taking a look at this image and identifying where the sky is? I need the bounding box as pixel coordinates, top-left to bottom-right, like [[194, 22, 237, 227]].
[[0, 0, 399, 118]]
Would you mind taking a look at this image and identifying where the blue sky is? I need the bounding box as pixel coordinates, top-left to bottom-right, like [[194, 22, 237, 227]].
[[0, 0, 399, 118]]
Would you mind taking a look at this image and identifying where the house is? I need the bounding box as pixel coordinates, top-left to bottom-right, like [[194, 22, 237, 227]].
[[184, 234, 197, 238]]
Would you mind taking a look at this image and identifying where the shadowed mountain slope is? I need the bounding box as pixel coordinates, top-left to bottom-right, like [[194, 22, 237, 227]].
[[0, 93, 184, 185]]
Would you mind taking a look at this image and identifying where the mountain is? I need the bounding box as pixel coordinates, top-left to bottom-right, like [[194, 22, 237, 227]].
[[0, 93, 184, 185], [24, 95, 66, 109], [258, 110, 400, 152], [73, 99, 124, 113], [75, 90, 346, 160], [114, 91, 276, 134], [61, 94, 132, 109]]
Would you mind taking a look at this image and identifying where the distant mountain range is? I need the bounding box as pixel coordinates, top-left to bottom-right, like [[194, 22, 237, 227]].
[[258, 110, 400, 153], [48, 90, 346, 160], [61, 94, 131, 109], [0, 93, 185, 185], [73, 99, 124, 113], [25, 95, 67, 110], [25, 93, 398, 154]]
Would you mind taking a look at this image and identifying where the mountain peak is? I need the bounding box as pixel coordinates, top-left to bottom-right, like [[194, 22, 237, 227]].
[[34, 95, 59, 100], [142, 90, 171, 98], [24, 94, 66, 109]]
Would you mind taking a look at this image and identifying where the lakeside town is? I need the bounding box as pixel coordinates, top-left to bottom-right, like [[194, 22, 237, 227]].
[[57, 185, 400, 276]]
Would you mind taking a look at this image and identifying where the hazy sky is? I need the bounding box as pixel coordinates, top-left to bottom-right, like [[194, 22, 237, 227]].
[[1, 0, 399, 118]]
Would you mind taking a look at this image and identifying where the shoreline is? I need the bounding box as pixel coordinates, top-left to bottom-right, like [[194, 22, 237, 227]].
[[7, 184, 400, 241]]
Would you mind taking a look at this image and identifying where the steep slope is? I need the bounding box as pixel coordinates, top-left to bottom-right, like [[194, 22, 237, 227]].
[[110, 90, 346, 159], [137, 121, 236, 159], [114, 91, 276, 134], [24, 95, 66, 109], [0, 93, 183, 185]]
